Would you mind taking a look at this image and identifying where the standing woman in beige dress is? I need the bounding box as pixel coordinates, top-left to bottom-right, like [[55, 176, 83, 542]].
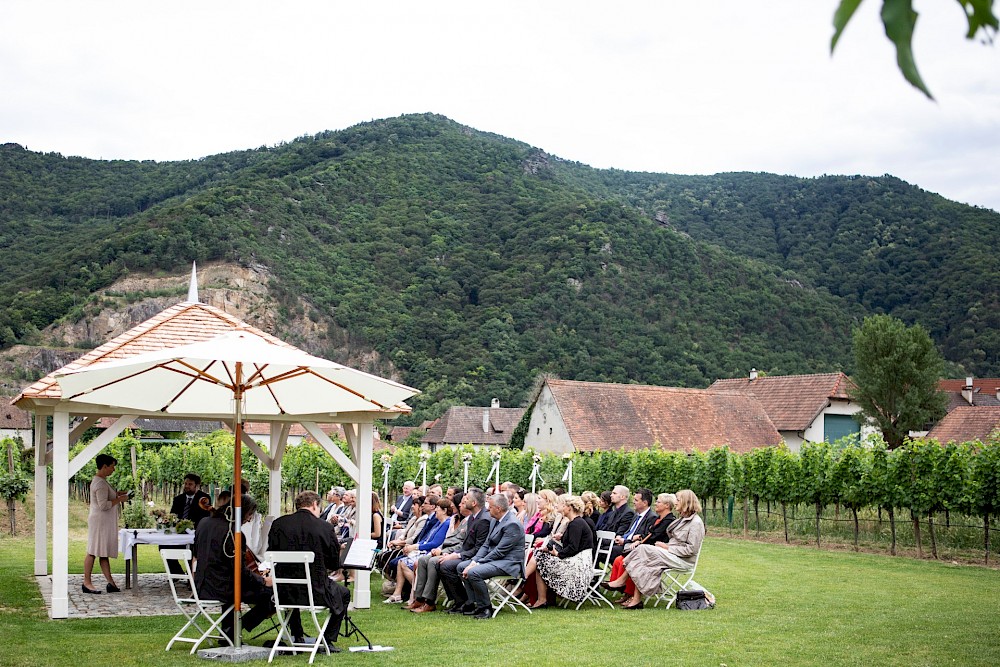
[[82, 454, 130, 594]]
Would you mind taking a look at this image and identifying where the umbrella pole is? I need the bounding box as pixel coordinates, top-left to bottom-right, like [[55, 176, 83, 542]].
[[233, 364, 244, 649]]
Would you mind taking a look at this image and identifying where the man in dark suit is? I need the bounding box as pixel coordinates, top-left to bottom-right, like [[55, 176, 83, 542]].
[[604, 485, 636, 536], [387, 480, 416, 529], [440, 488, 490, 611], [609, 488, 655, 562], [164, 473, 213, 573], [267, 491, 351, 648], [170, 473, 213, 526], [456, 493, 525, 619], [596, 485, 635, 565]]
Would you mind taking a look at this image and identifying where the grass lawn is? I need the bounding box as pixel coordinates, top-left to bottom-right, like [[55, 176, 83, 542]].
[[2, 530, 999, 667]]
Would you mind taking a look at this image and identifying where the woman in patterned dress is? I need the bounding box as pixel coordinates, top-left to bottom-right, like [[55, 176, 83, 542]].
[[532, 495, 595, 607]]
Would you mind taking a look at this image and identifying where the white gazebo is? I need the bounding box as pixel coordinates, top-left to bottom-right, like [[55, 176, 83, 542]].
[[14, 270, 416, 618]]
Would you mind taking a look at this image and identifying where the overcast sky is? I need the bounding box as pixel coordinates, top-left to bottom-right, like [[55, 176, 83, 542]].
[[5, 1, 1000, 212]]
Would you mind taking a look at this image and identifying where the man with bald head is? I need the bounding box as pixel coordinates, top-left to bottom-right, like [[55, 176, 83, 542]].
[[456, 493, 525, 619]]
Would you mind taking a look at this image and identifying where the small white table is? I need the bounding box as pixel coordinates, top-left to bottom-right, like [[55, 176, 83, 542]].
[[118, 528, 195, 590]]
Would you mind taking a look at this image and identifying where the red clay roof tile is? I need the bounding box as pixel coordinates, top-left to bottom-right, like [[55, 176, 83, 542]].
[[546, 379, 781, 453]]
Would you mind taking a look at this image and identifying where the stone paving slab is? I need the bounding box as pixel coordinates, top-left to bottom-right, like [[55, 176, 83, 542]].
[[37, 573, 187, 619]]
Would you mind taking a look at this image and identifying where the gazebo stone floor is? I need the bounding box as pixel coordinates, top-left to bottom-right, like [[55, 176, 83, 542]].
[[37, 573, 183, 619]]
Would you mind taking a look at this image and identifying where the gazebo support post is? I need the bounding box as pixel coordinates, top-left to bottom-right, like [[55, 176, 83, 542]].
[[34, 414, 47, 576], [51, 410, 70, 618], [267, 424, 288, 518], [342, 422, 373, 608]]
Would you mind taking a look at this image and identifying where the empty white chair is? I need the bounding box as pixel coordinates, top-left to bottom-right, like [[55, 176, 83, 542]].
[[574, 529, 617, 610], [160, 548, 234, 654]]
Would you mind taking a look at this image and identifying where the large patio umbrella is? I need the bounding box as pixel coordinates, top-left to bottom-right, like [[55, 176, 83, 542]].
[[54, 330, 418, 648]]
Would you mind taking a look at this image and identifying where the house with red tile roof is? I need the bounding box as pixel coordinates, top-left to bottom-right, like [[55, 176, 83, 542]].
[[421, 399, 525, 452], [0, 405, 34, 447], [523, 379, 781, 454], [709, 370, 867, 451], [926, 406, 1000, 444], [938, 377, 1000, 412]]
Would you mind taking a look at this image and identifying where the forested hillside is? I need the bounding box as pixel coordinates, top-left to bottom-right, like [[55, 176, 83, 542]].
[[555, 167, 1000, 376], [1, 114, 996, 422]]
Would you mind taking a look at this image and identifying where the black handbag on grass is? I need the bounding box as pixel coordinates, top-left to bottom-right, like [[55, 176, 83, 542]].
[[675, 589, 712, 610]]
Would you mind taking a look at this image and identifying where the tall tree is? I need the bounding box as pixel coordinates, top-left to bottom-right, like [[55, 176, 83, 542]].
[[849, 314, 948, 449]]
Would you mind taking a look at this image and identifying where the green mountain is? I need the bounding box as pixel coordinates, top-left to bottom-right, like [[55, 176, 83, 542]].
[[1, 114, 996, 422]]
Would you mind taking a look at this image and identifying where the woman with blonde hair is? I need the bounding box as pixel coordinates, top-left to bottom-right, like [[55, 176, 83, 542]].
[[532, 495, 595, 607], [522, 493, 550, 537], [607, 489, 704, 610]]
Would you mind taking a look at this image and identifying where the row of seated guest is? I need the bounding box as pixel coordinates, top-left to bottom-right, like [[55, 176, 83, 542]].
[[406, 490, 474, 613], [384, 497, 456, 603], [603, 489, 705, 609], [401, 491, 468, 609], [440, 492, 525, 618]]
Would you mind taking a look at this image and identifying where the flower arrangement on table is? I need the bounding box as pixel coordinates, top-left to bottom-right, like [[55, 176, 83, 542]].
[[151, 508, 180, 533]]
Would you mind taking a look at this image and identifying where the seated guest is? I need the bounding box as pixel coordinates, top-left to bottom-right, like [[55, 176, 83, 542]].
[[387, 480, 416, 527], [268, 491, 351, 646], [370, 491, 384, 548], [385, 498, 454, 603], [192, 495, 274, 643], [335, 490, 357, 544], [532, 495, 595, 607], [404, 497, 468, 610], [455, 494, 525, 619], [607, 490, 703, 610], [581, 491, 601, 528], [382, 495, 438, 581], [594, 491, 613, 530], [610, 488, 656, 563], [513, 489, 528, 523], [604, 493, 676, 600], [385, 495, 428, 549], [439, 489, 491, 612], [320, 487, 345, 522], [517, 491, 562, 604], [521, 493, 548, 537]]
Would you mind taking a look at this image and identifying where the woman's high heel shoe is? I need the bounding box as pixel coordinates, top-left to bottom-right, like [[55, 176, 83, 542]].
[[81, 584, 102, 594], [106, 582, 121, 593]]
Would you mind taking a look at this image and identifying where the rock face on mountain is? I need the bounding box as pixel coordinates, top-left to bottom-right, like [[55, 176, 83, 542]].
[[1, 262, 396, 396]]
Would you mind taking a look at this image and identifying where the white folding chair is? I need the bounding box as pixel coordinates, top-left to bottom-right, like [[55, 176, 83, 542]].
[[649, 545, 702, 608], [485, 534, 534, 617], [160, 548, 234, 654], [266, 551, 331, 664], [574, 530, 616, 610]]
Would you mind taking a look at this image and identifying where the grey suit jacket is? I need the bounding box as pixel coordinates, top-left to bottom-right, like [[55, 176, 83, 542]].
[[472, 512, 525, 578]]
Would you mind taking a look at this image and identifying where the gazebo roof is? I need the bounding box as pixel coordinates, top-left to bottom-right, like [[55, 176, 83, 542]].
[[14, 300, 293, 407]]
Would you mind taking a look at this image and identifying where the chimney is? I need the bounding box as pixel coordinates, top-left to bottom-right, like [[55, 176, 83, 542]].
[[749, 368, 758, 381], [483, 408, 490, 433], [491, 398, 500, 408], [962, 376, 974, 406]]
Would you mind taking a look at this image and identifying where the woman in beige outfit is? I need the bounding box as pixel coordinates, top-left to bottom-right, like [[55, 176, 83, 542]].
[[82, 454, 129, 594], [610, 489, 705, 610]]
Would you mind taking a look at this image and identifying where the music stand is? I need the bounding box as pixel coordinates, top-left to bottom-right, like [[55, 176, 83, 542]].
[[338, 539, 386, 651]]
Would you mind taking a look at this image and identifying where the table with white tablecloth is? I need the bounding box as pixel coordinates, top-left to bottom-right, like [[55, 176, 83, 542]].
[[118, 528, 195, 590]]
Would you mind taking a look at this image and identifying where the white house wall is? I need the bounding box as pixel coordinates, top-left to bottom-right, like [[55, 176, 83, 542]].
[[796, 400, 871, 449], [522, 386, 574, 454]]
